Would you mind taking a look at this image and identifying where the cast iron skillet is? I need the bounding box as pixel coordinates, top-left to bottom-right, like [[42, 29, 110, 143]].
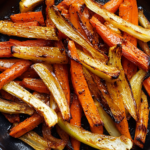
[[0, 0, 150, 150]]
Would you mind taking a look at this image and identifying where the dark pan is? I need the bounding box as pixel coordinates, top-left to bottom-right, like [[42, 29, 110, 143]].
[[0, 0, 150, 150]]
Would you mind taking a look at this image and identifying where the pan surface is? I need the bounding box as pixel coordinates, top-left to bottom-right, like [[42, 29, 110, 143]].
[[0, 0, 150, 150]]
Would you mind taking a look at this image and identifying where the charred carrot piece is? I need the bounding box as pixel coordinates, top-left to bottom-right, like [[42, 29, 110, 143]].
[[90, 17, 150, 71], [119, 1, 137, 80], [0, 60, 32, 89], [9, 39, 52, 47], [70, 94, 82, 150], [68, 40, 103, 128], [103, 0, 123, 13], [18, 67, 39, 79], [10, 11, 45, 26], [45, 0, 55, 27], [134, 92, 149, 148], [9, 113, 44, 138], [21, 78, 50, 94]]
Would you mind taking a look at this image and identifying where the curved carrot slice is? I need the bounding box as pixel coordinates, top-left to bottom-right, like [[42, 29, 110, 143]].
[[103, 0, 123, 13], [22, 78, 50, 94], [90, 16, 150, 71], [119, 1, 137, 80], [0, 60, 32, 89], [143, 77, 150, 96], [68, 40, 103, 127], [70, 94, 82, 150], [10, 11, 45, 26]]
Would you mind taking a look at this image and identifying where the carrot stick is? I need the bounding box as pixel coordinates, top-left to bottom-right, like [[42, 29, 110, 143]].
[[18, 67, 39, 79], [0, 60, 32, 89], [9, 39, 53, 47], [103, 0, 123, 13], [54, 42, 70, 106], [0, 46, 12, 57], [68, 40, 103, 127], [45, 0, 55, 27], [70, 94, 82, 150], [21, 78, 50, 94], [90, 16, 150, 71], [10, 11, 45, 26], [119, 1, 137, 80], [143, 77, 150, 96], [9, 113, 44, 138]]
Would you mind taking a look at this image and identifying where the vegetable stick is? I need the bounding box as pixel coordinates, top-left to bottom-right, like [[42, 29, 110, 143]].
[[58, 115, 133, 150], [61, 9, 70, 20], [11, 46, 68, 64], [68, 40, 103, 127], [10, 113, 43, 138], [107, 46, 132, 140], [3, 81, 58, 127], [42, 123, 67, 149], [134, 92, 149, 148], [138, 40, 150, 56], [19, 131, 50, 150], [9, 39, 53, 47], [10, 11, 45, 26], [0, 98, 34, 115], [119, 1, 137, 80], [130, 70, 146, 111], [70, 94, 82, 150], [45, 0, 55, 27], [0, 46, 12, 57], [54, 41, 70, 106], [0, 60, 31, 89], [21, 78, 50, 94], [16, 21, 40, 26], [0, 21, 58, 40], [50, 94, 58, 111], [143, 77, 150, 96], [90, 16, 150, 71], [103, 0, 123, 13], [33, 63, 71, 121]]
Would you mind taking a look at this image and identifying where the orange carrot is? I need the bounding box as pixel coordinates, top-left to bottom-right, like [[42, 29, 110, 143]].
[[90, 16, 150, 71], [9, 113, 44, 138], [10, 11, 45, 26], [70, 94, 82, 150], [103, 0, 123, 13], [0, 46, 12, 57], [21, 78, 50, 94], [61, 9, 70, 20], [143, 77, 150, 96], [45, 0, 55, 27], [0, 60, 32, 89], [119, 1, 137, 80], [68, 40, 103, 127], [9, 39, 52, 47], [18, 67, 39, 79]]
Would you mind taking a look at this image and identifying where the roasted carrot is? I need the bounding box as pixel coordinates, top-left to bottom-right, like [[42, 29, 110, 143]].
[[119, 1, 137, 80], [70, 94, 82, 150], [68, 40, 103, 127], [90, 16, 150, 71], [10, 11, 45, 26], [21, 78, 50, 94], [143, 77, 150, 96], [0, 60, 32, 89], [61, 9, 70, 20], [9, 39, 53, 47], [45, 0, 55, 27], [18, 67, 39, 79], [134, 92, 149, 148], [9, 113, 43, 138], [54, 42, 70, 106], [103, 0, 123, 13]]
